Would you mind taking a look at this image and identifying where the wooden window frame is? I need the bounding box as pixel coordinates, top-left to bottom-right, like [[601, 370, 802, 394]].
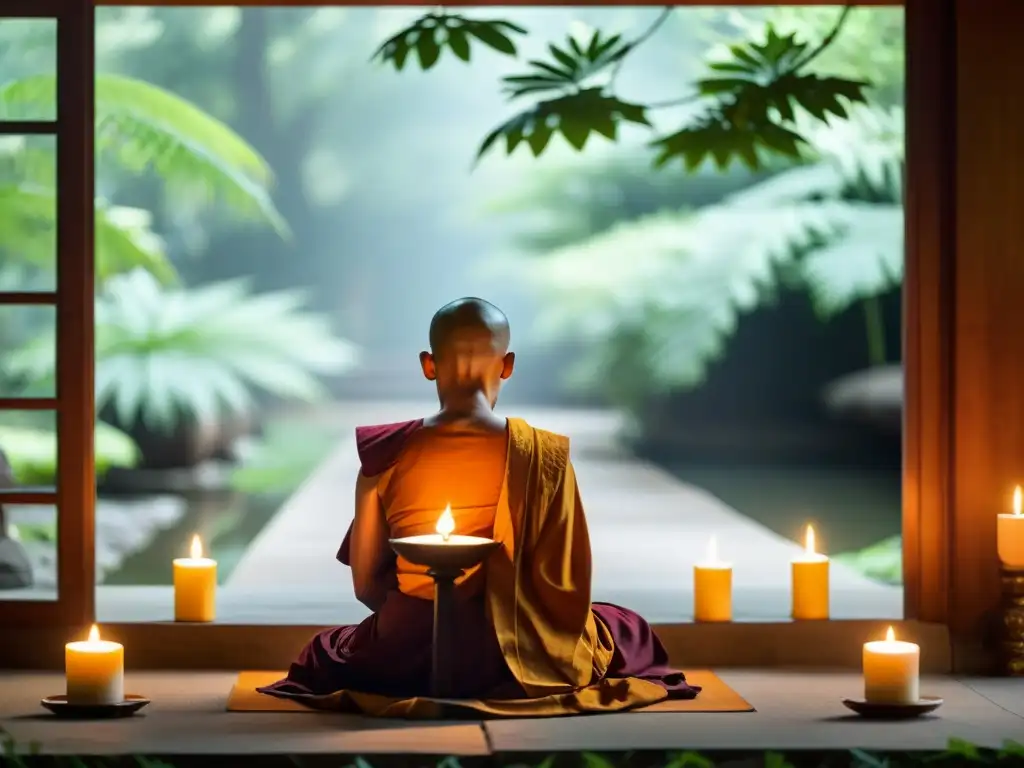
[[0, 0, 95, 631], [3, 0, 998, 674]]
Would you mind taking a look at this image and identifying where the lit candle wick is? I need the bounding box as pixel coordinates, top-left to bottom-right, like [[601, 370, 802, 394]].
[[804, 524, 816, 556], [885, 625, 895, 643], [1014, 486, 1022, 517], [707, 535, 718, 563], [88, 624, 100, 643], [190, 534, 204, 560], [436, 504, 455, 543]]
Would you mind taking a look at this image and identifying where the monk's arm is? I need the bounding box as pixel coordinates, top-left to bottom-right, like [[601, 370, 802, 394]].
[[348, 471, 394, 612]]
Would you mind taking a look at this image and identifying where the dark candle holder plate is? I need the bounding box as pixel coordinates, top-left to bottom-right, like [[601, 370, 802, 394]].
[[41, 694, 150, 719], [841, 696, 943, 719]]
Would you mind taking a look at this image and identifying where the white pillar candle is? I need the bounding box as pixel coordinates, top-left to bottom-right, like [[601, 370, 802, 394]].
[[694, 536, 732, 622], [174, 534, 217, 622], [863, 626, 920, 704], [998, 486, 1024, 568], [65, 625, 124, 705], [791, 524, 829, 620]]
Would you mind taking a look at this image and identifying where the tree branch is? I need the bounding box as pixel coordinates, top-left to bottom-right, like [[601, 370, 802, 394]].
[[790, 4, 855, 72], [646, 93, 703, 111], [637, 4, 856, 113], [608, 6, 675, 89]]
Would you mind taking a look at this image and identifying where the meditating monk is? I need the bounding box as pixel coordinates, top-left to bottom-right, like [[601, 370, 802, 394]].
[[258, 298, 699, 717]]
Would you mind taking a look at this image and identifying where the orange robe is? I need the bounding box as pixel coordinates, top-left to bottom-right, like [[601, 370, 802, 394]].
[[258, 417, 699, 717], [379, 426, 504, 600]]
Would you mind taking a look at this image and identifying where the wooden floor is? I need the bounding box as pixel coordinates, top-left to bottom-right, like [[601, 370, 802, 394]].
[[2, 671, 1022, 756]]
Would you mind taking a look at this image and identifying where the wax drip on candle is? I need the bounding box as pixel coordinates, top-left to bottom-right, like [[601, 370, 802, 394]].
[[190, 534, 203, 559], [436, 504, 455, 542], [804, 524, 817, 555], [885, 625, 895, 642], [88, 624, 100, 643], [1014, 486, 1022, 516]]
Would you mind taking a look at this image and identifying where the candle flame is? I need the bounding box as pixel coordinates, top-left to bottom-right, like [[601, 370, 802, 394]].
[[88, 624, 100, 643], [885, 626, 895, 642], [1014, 486, 1022, 516], [190, 534, 203, 559], [707, 535, 718, 562], [804, 524, 817, 555], [436, 504, 455, 542]]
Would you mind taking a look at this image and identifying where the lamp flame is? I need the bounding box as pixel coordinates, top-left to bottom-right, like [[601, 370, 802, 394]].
[[804, 524, 817, 555], [436, 504, 455, 542], [707, 536, 718, 563], [885, 626, 895, 642], [1014, 486, 1022, 516], [88, 624, 100, 643], [190, 534, 203, 560]]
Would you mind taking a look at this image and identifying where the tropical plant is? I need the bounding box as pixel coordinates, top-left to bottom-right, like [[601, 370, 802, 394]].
[[499, 103, 902, 409], [0, 415, 139, 486], [0, 72, 287, 285], [479, 148, 782, 257], [373, 6, 870, 173], [3, 269, 359, 433], [698, 5, 905, 110]]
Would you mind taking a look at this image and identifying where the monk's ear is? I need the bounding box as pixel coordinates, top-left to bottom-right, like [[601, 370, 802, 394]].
[[419, 350, 437, 381], [500, 352, 515, 380]]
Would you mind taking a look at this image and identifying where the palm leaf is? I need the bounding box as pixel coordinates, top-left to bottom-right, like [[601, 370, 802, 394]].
[[0, 184, 177, 284], [0, 73, 288, 235], [523, 205, 824, 391], [523, 196, 901, 393]]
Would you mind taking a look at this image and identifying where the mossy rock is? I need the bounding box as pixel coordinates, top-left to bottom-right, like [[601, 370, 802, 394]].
[[0, 423, 140, 485]]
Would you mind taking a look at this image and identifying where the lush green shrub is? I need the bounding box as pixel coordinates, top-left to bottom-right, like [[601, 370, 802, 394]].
[[0, 422, 139, 486], [5, 270, 360, 435]]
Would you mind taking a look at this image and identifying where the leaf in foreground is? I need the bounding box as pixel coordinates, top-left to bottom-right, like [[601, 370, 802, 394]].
[[372, 12, 526, 71], [500, 28, 632, 99], [477, 88, 649, 161], [0, 73, 288, 235]]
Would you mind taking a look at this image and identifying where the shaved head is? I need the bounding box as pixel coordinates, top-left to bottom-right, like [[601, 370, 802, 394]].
[[421, 297, 514, 410], [428, 297, 510, 354]]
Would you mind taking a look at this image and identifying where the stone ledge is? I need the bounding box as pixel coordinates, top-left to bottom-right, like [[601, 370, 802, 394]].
[[1, 669, 1016, 756]]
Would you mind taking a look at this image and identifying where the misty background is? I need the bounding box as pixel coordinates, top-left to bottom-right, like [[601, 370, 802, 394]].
[[0, 6, 906, 608]]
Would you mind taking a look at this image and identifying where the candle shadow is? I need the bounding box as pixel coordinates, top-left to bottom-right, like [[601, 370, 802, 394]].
[[818, 714, 941, 723], [8, 712, 148, 721]]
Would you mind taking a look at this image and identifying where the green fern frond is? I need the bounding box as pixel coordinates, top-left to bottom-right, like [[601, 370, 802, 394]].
[[4, 270, 359, 432], [804, 104, 904, 200], [800, 204, 902, 316], [525, 193, 900, 394], [0, 73, 288, 235], [0, 184, 177, 284], [524, 204, 824, 391]]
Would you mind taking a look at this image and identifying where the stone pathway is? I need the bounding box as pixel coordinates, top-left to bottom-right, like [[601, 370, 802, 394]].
[[225, 402, 899, 623]]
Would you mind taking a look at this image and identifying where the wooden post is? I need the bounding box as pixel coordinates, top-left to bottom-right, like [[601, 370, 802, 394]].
[[905, 0, 1024, 673]]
